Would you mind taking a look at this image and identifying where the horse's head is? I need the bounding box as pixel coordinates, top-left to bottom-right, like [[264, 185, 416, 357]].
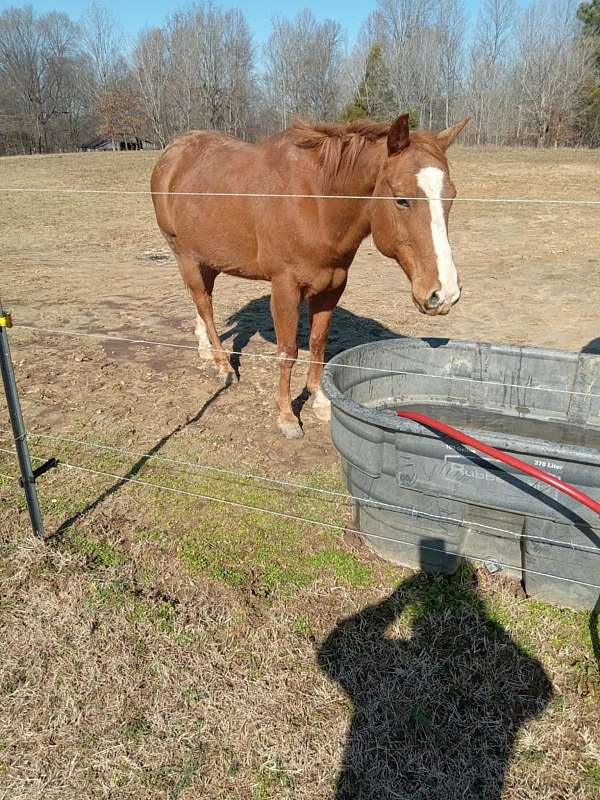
[[371, 114, 469, 316]]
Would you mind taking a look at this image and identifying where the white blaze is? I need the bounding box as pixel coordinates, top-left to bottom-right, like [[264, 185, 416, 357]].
[[416, 166, 460, 304]]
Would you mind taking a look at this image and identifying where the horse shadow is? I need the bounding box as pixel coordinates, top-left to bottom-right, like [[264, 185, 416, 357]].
[[220, 294, 401, 370], [582, 338, 600, 355], [317, 543, 554, 800]]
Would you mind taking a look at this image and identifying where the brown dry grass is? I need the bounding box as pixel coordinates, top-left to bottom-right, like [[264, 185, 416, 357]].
[[0, 146, 599, 799]]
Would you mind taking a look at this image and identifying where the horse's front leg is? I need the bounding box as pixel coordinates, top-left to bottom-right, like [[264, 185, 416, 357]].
[[271, 278, 302, 439], [306, 282, 347, 422]]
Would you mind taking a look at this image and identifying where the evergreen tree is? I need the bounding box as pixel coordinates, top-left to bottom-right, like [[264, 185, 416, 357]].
[[341, 44, 394, 122], [577, 0, 600, 144]]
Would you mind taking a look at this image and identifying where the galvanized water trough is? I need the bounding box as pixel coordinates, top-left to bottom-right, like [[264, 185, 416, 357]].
[[321, 337, 600, 609]]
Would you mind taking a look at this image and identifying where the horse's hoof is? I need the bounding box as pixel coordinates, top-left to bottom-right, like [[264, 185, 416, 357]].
[[312, 390, 331, 422], [220, 370, 236, 388], [278, 420, 304, 439]]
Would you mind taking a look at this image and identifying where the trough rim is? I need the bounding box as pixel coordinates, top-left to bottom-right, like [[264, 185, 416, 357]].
[[320, 336, 600, 466]]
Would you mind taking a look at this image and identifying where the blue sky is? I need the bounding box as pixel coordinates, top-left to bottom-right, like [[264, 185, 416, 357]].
[[2, 0, 487, 45]]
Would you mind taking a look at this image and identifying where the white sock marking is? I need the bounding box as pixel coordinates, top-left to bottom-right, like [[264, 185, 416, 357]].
[[416, 166, 460, 304], [312, 387, 331, 421], [194, 313, 212, 356]]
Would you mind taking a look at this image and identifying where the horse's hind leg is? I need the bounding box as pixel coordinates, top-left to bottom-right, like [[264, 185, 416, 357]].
[[177, 254, 235, 386]]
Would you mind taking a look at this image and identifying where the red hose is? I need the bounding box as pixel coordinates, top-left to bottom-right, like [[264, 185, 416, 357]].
[[396, 410, 600, 517]]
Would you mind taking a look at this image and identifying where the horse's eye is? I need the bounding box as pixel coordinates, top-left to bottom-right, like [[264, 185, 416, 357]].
[[395, 198, 410, 209]]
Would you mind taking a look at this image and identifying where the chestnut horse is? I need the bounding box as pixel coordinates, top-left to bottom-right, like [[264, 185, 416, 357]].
[[151, 113, 469, 439]]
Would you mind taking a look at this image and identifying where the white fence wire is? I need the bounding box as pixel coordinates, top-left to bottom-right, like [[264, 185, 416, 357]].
[[1, 186, 600, 204], [1, 428, 598, 555], [1, 179, 599, 595], [11, 324, 600, 400], [0, 443, 599, 592]]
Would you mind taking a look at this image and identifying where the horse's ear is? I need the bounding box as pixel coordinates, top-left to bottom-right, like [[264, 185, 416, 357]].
[[387, 114, 410, 156], [436, 117, 470, 150]]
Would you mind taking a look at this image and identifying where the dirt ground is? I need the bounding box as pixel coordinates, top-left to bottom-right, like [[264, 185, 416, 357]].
[[1, 145, 600, 467], [0, 146, 599, 799]]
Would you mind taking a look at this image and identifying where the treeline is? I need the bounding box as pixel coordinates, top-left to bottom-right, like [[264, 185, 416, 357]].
[[1, 0, 599, 155]]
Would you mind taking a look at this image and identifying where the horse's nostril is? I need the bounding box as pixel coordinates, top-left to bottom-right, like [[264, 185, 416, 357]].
[[425, 291, 442, 309]]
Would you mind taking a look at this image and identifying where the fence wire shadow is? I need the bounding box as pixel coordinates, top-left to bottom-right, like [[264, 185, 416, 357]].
[[48, 384, 228, 542], [317, 541, 553, 800]]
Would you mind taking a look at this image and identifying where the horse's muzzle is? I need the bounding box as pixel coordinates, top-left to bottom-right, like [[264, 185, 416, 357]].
[[414, 287, 462, 316]]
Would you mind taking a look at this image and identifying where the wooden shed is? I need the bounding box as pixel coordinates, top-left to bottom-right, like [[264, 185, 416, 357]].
[[79, 134, 159, 152]]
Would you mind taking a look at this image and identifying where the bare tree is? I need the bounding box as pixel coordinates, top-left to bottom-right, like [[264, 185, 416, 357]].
[[0, 5, 81, 152], [263, 10, 344, 127], [366, 0, 438, 124], [435, 0, 466, 128], [221, 9, 254, 135], [1, 0, 598, 153], [464, 0, 517, 144], [134, 28, 170, 146], [134, 3, 254, 145], [513, 0, 594, 146], [81, 2, 122, 93]]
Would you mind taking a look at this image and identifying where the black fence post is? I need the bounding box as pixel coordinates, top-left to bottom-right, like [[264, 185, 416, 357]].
[[0, 303, 45, 538]]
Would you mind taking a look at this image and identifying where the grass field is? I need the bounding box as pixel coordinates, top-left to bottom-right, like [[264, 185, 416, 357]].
[[0, 145, 599, 799]]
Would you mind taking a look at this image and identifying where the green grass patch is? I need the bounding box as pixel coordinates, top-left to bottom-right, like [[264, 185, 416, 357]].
[[307, 548, 372, 586], [85, 578, 129, 609], [178, 518, 372, 594], [68, 529, 121, 567], [129, 598, 179, 637], [252, 763, 295, 799], [174, 469, 372, 595], [292, 616, 312, 637], [405, 568, 481, 620], [171, 758, 200, 798], [521, 746, 546, 765], [21, 436, 373, 597], [582, 762, 600, 789], [123, 716, 151, 742], [493, 595, 592, 659]]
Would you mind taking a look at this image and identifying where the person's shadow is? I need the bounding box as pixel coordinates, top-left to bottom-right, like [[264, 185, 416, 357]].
[[317, 544, 553, 799]]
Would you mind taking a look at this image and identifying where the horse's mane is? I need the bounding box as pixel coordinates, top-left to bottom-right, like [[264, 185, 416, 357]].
[[291, 118, 447, 187], [292, 119, 388, 186]]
